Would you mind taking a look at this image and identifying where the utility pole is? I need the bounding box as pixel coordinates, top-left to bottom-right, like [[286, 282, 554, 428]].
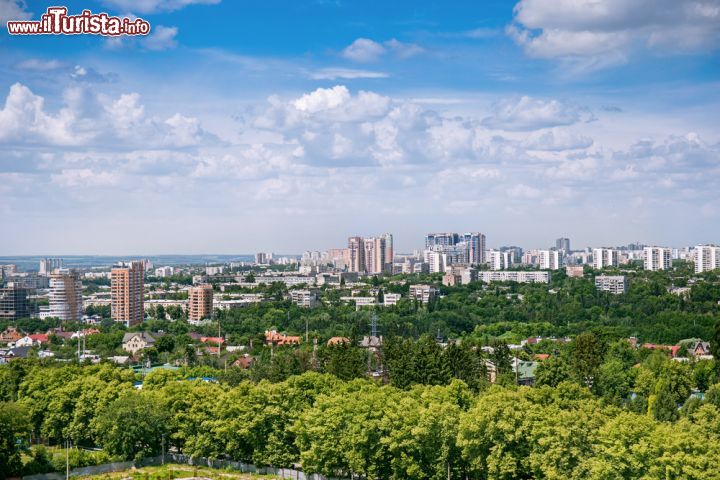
[[161, 434, 165, 465], [65, 437, 69, 480]]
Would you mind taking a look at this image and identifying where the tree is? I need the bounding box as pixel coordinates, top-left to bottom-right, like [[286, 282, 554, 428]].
[[571, 332, 605, 387], [154, 335, 175, 354], [0, 402, 30, 479], [318, 343, 366, 381], [594, 359, 635, 404], [534, 356, 573, 388], [649, 379, 679, 422], [712, 319, 720, 372], [94, 392, 169, 460]]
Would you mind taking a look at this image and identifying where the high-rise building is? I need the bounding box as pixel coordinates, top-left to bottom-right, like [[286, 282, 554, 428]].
[[644, 247, 672, 271], [593, 248, 619, 270], [348, 236, 365, 273], [538, 250, 562, 270], [49, 268, 83, 322], [695, 245, 720, 273], [382, 233, 394, 271], [425, 231, 486, 266], [348, 234, 393, 274], [111, 261, 145, 327], [188, 284, 214, 322], [0, 283, 33, 320], [555, 237, 571, 252], [39, 258, 63, 276], [489, 250, 515, 271]]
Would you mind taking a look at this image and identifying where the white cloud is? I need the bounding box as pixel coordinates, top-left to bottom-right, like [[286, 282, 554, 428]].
[[17, 59, 62, 71], [0, 83, 211, 148], [100, 0, 220, 14], [292, 85, 351, 113], [483, 96, 594, 131], [509, 0, 720, 72], [142, 25, 179, 51], [523, 129, 594, 151], [341, 38, 424, 62], [341, 38, 386, 62], [0, 0, 30, 22], [309, 68, 389, 80]]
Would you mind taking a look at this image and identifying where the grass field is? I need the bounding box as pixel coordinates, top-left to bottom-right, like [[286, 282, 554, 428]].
[[76, 464, 280, 480]]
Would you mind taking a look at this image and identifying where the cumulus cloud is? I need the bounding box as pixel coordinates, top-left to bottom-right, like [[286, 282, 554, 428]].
[[482, 96, 595, 131], [142, 25, 179, 51], [100, 0, 220, 14], [508, 0, 720, 72], [0, 83, 211, 148]]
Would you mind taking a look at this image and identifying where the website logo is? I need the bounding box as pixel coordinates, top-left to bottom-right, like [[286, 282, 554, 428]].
[[7, 6, 151, 36]]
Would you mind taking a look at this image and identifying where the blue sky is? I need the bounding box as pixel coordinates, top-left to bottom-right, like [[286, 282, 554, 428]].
[[1, 0, 719, 254]]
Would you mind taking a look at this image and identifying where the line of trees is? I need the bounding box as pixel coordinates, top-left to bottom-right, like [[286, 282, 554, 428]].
[[3, 360, 720, 479]]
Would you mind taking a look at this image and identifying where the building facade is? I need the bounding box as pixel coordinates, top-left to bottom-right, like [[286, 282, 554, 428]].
[[111, 261, 145, 327], [538, 250, 562, 270], [593, 248, 619, 270], [0, 283, 33, 320], [644, 247, 672, 271], [695, 245, 720, 273], [595, 275, 628, 294], [188, 284, 214, 322], [49, 268, 83, 322], [478, 271, 550, 284]]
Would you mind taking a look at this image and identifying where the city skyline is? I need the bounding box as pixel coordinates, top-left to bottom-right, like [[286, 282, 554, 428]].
[[1, 0, 719, 254]]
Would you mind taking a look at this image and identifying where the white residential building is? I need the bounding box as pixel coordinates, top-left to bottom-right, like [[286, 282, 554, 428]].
[[49, 269, 83, 322], [383, 293, 402, 306], [593, 249, 619, 270], [154, 266, 174, 277], [409, 284, 438, 304], [478, 271, 550, 284], [695, 245, 720, 273], [538, 250, 562, 270], [644, 247, 672, 271], [595, 275, 627, 294], [489, 250, 515, 270], [290, 289, 318, 308]]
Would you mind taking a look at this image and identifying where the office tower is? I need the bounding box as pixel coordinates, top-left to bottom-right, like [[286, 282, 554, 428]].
[[188, 284, 214, 322], [111, 261, 145, 327], [49, 268, 83, 322], [643, 247, 672, 271], [556, 237, 571, 252], [39, 258, 63, 276], [0, 283, 33, 320], [538, 250, 562, 270], [593, 248, 619, 269], [695, 245, 720, 273], [489, 250, 515, 270], [382, 233, 394, 272], [425, 232, 460, 249], [348, 236, 365, 273], [255, 252, 268, 265], [463, 232, 487, 264]]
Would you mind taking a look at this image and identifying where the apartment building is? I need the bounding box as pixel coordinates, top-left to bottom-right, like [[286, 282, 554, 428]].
[[595, 275, 628, 294], [695, 245, 720, 273], [111, 261, 145, 327], [478, 271, 550, 284], [644, 247, 672, 271], [49, 269, 83, 322], [538, 250, 562, 270], [188, 284, 214, 321], [593, 248, 619, 269], [409, 284, 438, 304]]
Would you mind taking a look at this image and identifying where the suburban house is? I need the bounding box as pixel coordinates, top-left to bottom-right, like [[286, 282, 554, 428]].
[[0, 326, 22, 345], [15, 334, 49, 347], [264, 330, 301, 346], [327, 336, 351, 346], [688, 341, 712, 358], [122, 332, 158, 355], [233, 354, 255, 369]]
